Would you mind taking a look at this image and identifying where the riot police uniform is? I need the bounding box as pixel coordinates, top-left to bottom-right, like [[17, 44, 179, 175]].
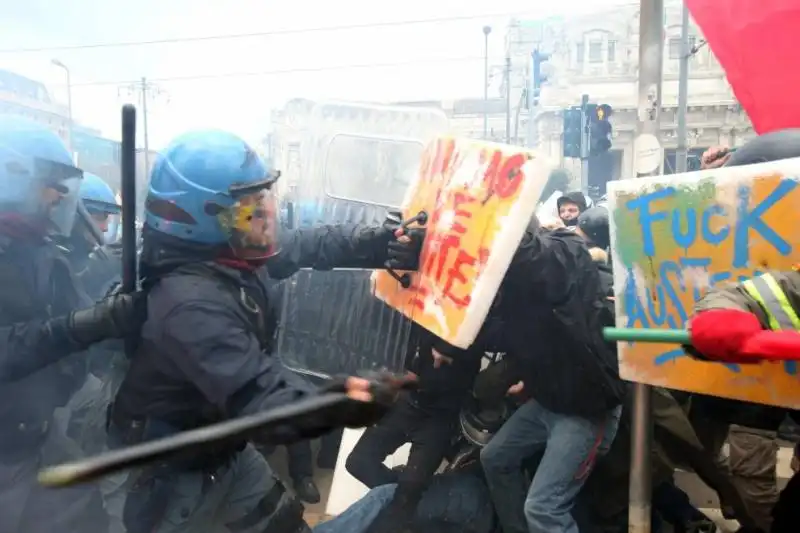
[[0, 115, 143, 532], [108, 129, 420, 533], [65, 171, 124, 302], [57, 172, 130, 532]]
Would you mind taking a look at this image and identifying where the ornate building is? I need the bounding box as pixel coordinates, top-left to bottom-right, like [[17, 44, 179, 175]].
[[499, 0, 753, 191]]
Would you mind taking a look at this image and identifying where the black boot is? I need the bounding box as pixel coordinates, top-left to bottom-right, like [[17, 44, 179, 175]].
[[293, 477, 321, 504]]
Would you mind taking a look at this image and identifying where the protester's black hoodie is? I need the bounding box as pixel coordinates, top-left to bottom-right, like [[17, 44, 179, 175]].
[[498, 223, 625, 420]]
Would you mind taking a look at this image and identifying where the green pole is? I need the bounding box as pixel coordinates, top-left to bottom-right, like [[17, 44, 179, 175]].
[[603, 327, 691, 345]]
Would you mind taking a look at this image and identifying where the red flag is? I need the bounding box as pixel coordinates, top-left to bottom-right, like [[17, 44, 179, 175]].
[[686, 0, 800, 134]]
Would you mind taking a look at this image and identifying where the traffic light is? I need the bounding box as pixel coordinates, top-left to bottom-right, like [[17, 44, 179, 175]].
[[562, 107, 582, 159], [589, 103, 613, 156], [530, 49, 549, 108]]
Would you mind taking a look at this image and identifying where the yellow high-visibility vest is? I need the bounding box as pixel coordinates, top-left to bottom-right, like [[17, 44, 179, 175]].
[[741, 273, 800, 331]]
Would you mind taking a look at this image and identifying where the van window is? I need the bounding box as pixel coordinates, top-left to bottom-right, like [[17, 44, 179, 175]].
[[324, 134, 423, 207]]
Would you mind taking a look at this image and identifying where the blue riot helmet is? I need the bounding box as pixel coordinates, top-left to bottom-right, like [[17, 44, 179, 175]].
[[145, 130, 281, 260], [0, 115, 83, 237], [80, 172, 121, 243]]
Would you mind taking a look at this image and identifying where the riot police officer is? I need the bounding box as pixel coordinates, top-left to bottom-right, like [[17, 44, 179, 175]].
[[0, 115, 142, 379], [56, 174, 130, 533], [65, 172, 123, 300], [0, 115, 142, 532], [108, 129, 420, 533]]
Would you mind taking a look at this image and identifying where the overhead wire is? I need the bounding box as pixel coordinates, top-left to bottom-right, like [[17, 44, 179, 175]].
[[5, 3, 644, 89], [0, 3, 642, 54], [70, 55, 486, 87], [0, 11, 544, 53]]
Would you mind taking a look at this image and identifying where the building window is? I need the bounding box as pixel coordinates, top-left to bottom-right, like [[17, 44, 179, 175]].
[[576, 42, 585, 64], [669, 38, 681, 58], [589, 40, 603, 63], [608, 40, 617, 62], [669, 36, 696, 59]]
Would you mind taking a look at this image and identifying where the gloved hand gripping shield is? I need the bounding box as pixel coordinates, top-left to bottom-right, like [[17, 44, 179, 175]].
[[216, 173, 282, 260]]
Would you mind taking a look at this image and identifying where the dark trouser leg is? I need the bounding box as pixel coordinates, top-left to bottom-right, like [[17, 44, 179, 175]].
[[287, 440, 320, 504], [363, 412, 457, 533], [317, 429, 342, 470], [346, 398, 419, 489], [287, 441, 314, 482]]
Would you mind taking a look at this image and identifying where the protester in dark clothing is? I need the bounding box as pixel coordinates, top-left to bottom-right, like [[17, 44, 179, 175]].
[[347, 323, 491, 533], [576, 205, 610, 251], [556, 191, 589, 227], [575, 205, 613, 310], [404, 325, 489, 413], [496, 219, 625, 422], [480, 217, 626, 533]]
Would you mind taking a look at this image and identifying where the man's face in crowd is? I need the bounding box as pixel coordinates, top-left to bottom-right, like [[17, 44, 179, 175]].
[[559, 201, 581, 223]]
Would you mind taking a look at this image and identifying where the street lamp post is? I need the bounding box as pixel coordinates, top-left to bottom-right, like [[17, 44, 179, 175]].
[[483, 25, 492, 140], [51, 59, 74, 154]]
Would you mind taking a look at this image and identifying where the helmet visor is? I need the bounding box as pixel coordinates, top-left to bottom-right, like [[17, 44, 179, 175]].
[[32, 158, 83, 237], [86, 200, 122, 244], [218, 186, 281, 260], [104, 214, 122, 244]]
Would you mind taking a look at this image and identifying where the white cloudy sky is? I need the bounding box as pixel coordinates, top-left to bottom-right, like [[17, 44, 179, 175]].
[[0, 0, 632, 150]]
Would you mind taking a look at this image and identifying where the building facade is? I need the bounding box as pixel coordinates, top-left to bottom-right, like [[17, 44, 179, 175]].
[[0, 68, 158, 212], [0, 69, 72, 145], [497, 0, 753, 193], [269, 1, 753, 199]]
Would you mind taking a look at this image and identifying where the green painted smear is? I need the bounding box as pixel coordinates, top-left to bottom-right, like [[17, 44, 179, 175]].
[[613, 195, 645, 267], [612, 179, 717, 268]]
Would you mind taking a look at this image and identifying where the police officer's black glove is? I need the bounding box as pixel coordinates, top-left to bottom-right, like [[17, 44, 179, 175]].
[[384, 210, 426, 271], [320, 371, 418, 428], [65, 291, 146, 348]]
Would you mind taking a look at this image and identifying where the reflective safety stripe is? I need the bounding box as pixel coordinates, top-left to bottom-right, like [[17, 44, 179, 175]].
[[741, 273, 800, 331]]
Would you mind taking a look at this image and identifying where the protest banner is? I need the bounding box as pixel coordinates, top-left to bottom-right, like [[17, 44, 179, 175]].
[[371, 136, 551, 349], [608, 159, 800, 408]]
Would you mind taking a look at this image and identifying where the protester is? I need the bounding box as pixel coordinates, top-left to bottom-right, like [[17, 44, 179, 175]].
[[479, 212, 626, 533], [347, 324, 488, 533], [556, 191, 589, 227]]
